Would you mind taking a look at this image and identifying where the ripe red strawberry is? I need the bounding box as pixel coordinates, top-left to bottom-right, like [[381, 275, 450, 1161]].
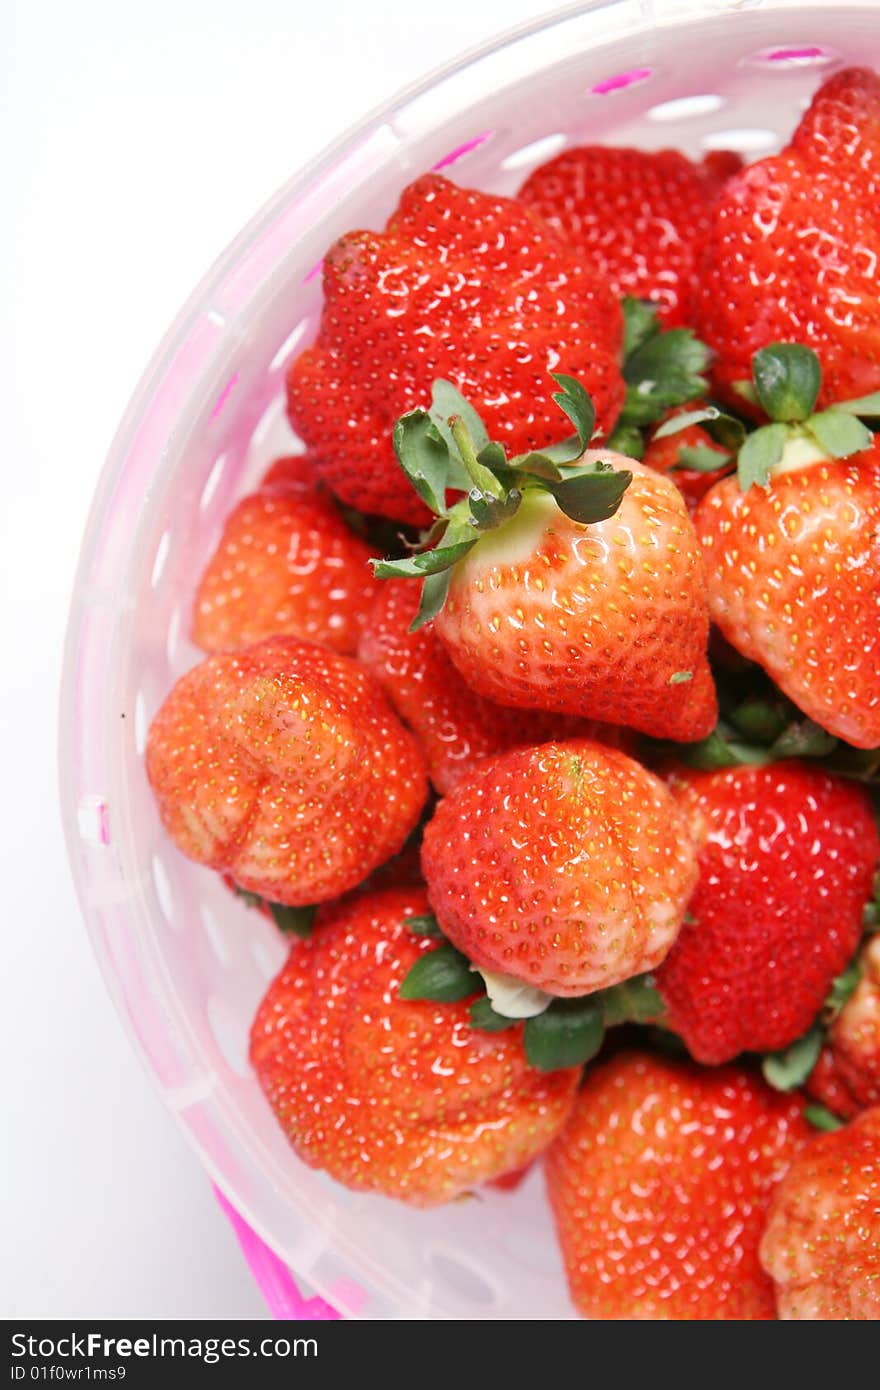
[[654, 763, 879, 1064], [192, 455, 378, 656], [694, 67, 880, 408], [358, 579, 629, 794], [696, 439, 880, 748], [643, 402, 732, 513], [808, 937, 880, 1117], [421, 739, 698, 996], [432, 453, 717, 741], [760, 1105, 880, 1319], [286, 174, 625, 524], [145, 637, 427, 905], [518, 145, 740, 327], [249, 887, 580, 1205], [546, 1052, 809, 1319]]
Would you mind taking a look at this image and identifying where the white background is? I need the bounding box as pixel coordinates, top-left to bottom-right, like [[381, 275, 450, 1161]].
[[3, 0, 544, 1319]]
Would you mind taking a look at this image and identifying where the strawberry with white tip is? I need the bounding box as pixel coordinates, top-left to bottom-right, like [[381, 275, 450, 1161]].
[[690, 343, 880, 748], [375, 375, 717, 743]]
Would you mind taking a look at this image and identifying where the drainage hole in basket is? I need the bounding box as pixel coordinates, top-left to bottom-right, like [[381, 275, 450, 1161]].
[[77, 795, 110, 848], [200, 453, 228, 512], [501, 133, 567, 173], [201, 904, 231, 967], [426, 1250, 498, 1307], [207, 996, 249, 1075], [648, 93, 724, 123], [590, 67, 653, 97], [270, 319, 311, 373], [166, 604, 183, 665], [745, 44, 838, 69], [702, 126, 778, 155], [134, 689, 148, 755], [251, 933, 287, 981], [432, 131, 495, 171], [152, 853, 175, 926], [150, 529, 172, 589]]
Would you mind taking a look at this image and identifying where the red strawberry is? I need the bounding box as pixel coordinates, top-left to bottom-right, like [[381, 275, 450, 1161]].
[[696, 440, 880, 748], [694, 68, 880, 408], [546, 1052, 809, 1320], [804, 1046, 863, 1122], [421, 739, 698, 997], [192, 455, 378, 656], [809, 937, 880, 1116], [145, 637, 427, 905], [249, 887, 580, 1205], [432, 453, 717, 742], [654, 763, 879, 1064], [518, 145, 740, 327], [286, 174, 625, 524], [760, 1105, 880, 1319], [643, 402, 732, 513], [358, 579, 629, 794]]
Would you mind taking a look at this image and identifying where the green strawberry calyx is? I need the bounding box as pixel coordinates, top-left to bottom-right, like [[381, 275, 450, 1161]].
[[606, 296, 712, 459], [232, 883, 316, 938], [371, 374, 633, 629], [398, 912, 665, 1073], [655, 342, 879, 491]]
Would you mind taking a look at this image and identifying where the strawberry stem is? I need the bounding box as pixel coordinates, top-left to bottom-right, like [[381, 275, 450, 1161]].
[[450, 415, 506, 499]]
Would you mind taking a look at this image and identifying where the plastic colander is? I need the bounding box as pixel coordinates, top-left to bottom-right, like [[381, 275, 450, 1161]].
[[60, 0, 880, 1320]]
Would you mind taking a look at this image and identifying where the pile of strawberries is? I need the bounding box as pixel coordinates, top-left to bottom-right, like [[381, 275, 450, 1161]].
[[146, 68, 880, 1320]]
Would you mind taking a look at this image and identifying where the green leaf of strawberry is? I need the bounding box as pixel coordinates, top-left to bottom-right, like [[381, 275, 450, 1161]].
[[732, 344, 879, 492], [399, 942, 476, 1002], [373, 538, 477, 580], [376, 374, 633, 624], [752, 343, 821, 421], [268, 903, 317, 939], [806, 408, 873, 458], [524, 997, 605, 1072], [737, 422, 788, 491], [762, 1022, 823, 1092], [393, 411, 456, 516], [469, 996, 518, 1032], [677, 443, 733, 472], [803, 1102, 845, 1132], [233, 883, 316, 938], [406, 913, 444, 938], [599, 974, 665, 1026], [824, 959, 862, 1020], [544, 461, 632, 524], [621, 326, 711, 427]]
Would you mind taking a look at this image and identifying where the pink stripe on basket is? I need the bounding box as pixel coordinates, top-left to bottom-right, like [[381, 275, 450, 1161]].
[[215, 1187, 340, 1320]]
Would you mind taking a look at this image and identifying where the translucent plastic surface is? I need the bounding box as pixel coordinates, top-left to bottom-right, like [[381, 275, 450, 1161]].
[[60, 0, 880, 1319]]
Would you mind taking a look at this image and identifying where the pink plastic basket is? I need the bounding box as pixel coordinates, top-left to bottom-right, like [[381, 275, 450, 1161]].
[[60, 0, 880, 1319]]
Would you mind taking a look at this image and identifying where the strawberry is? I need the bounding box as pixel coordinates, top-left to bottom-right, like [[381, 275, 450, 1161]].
[[249, 887, 580, 1205], [546, 1052, 809, 1319], [759, 1105, 880, 1319], [812, 937, 880, 1114], [689, 342, 880, 749], [358, 578, 628, 794], [286, 174, 625, 524], [518, 145, 740, 327], [655, 763, 879, 1064], [375, 377, 717, 743], [145, 637, 427, 905], [694, 67, 880, 409], [697, 443, 880, 748], [191, 455, 378, 656], [421, 739, 698, 997], [804, 1046, 863, 1122], [643, 402, 733, 513]]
